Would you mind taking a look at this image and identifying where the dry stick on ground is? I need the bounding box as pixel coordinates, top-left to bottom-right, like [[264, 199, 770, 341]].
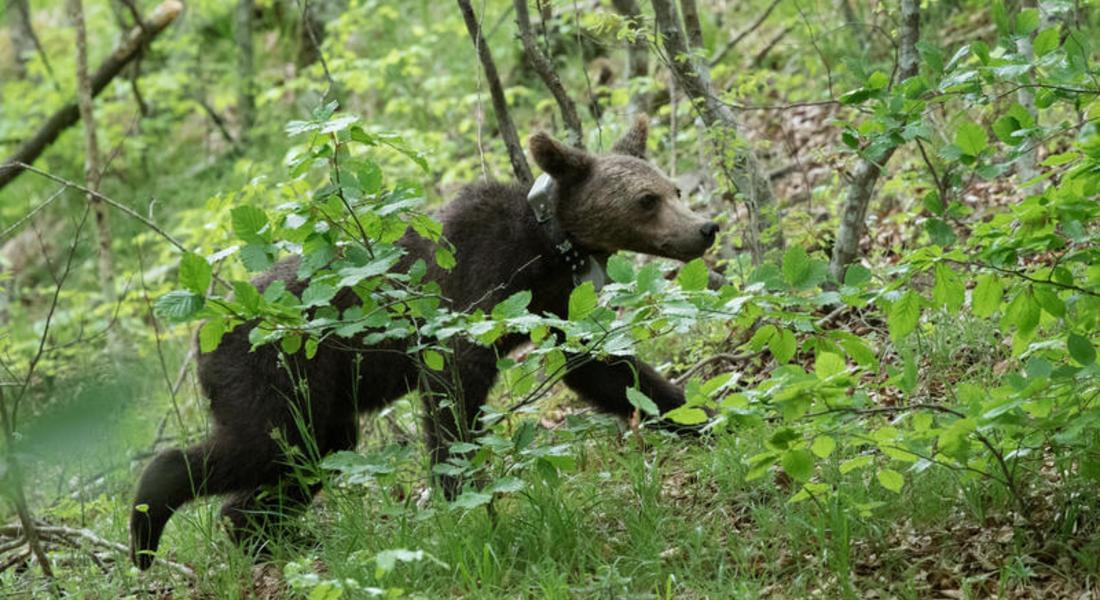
[[709, 0, 783, 67], [514, 0, 584, 148], [0, 0, 182, 191], [457, 0, 533, 185], [650, 0, 783, 263], [70, 0, 116, 307], [0, 524, 196, 580], [609, 0, 651, 117], [827, 0, 919, 283]]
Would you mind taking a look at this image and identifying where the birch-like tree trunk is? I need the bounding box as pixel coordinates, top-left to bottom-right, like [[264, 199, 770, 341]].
[[1013, 0, 1047, 192], [236, 0, 256, 140], [609, 0, 650, 117], [828, 0, 919, 283], [69, 0, 115, 303], [650, 0, 782, 261]]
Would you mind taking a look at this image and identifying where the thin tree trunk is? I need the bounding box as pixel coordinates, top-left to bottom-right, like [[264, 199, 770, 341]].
[[69, 0, 115, 303], [609, 0, 650, 117], [457, 0, 533, 185], [828, 0, 919, 283], [0, 0, 182, 191], [650, 0, 782, 261], [236, 0, 256, 140], [1013, 0, 1045, 191], [680, 0, 704, 49], [8, 0, 33, 77], [514, 0, 583, 148], [0, 388, 53, 578]]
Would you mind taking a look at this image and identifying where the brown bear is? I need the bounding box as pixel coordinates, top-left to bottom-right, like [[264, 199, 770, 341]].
[[129, 116, 718, 570]]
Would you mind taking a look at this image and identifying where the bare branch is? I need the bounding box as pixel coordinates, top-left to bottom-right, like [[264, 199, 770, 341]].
[[457, 0, 533, 185], [514, 0, 584, 148], [710, 0, 783, 67]]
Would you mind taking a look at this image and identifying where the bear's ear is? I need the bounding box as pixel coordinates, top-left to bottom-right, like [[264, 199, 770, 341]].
[[611, 114, 649, 159], [529, 132, 593, 181]]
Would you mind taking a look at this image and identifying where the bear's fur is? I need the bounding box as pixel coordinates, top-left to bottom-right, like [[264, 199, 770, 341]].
[[129, 117, 718, 570]]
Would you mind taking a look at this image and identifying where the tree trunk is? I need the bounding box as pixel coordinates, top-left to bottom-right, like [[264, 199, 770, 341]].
[[609, 0, 650, 117], [69, 0, 115, 303], [828, 0, 919, 283], [7, 0, 33, 77], [457, 0, 533, 185], [514, 0, 584, 148], [236, 0, 256, 140], [680, 0, 704, 49], [1013, 0, 1047, 192], [650, 0, 782, 262], [0, 1, 182, 191]]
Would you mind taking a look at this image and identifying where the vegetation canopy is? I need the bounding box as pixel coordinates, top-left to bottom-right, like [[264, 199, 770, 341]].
[[0, 0, 1097, 597]]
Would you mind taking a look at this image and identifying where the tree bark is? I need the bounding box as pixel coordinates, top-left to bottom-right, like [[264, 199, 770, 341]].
[[680, 0, 704, 49], [650, 0, 782, 261], [236, 0, 256, 140], [514, 0, 584, 148], [70, 0, 115, 303], [457, 0, 533, 185], [609, 0, 650, 117], [0, 1, 183, 191], [1013, 0, 1046, 192], [828, 0, 919, 283], [7, 0, 33, 77]]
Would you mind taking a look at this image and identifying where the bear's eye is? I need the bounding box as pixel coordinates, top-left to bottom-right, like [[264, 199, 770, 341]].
[[638, 193, 661, 210]]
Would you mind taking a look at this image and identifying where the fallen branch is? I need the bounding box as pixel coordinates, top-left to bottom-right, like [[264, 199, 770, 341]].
[[0, 0, 182, 191]]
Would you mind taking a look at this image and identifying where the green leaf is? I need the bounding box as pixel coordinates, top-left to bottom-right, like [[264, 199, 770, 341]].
[[301, 282, 337, 307], [993, 115, 1022, 145], [626, 387, 660, 416], [179, 253, 212, 294], [888, 292, 921, 341], [839, 455, 873, 474], [782, 246, 816, 288], [971, 274, 1003, 318], [1068, 333, 1096, 365], [1015, 8, 1040, 35], [434, 247, 456, 270], [155, 290, 204, 322], [811, 436, 837, 459], [769, 328, 797, 364], [955, 121, 988, 157], [876, 468, 905, 493], [422, 349, 445, 371], [932, 264, 965, 313], [281, 334, 302, 355], [568, 281, 597, 321], [1032, 286, 1065, 318], [492, 291, 532, 320], [781, 449, 814, 482], [233, 281, 262, 312], [814, 352, 846, 379], [240, 244, 273, 272], [677, 258, 708, 291], [664, 406, 708, 425], [749, 324, 777, 351], [198, 319, 225, 353], [866, 70, 889, 90], [606, 254, 635, 283], [231, 206, 268, 243], [450, 491, 493, 510]]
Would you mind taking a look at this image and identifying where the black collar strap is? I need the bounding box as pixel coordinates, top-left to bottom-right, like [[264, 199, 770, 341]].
[[527, 174, 608, 290]]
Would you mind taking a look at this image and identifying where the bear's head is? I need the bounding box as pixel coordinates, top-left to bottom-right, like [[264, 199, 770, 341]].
[[528, 116, 719, 262]]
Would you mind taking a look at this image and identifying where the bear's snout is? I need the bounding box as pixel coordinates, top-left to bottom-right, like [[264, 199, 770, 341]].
[[700, 222, 719, 243]]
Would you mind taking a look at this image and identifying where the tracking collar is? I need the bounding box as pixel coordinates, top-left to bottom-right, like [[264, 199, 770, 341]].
[[527, 174, 608, 290]]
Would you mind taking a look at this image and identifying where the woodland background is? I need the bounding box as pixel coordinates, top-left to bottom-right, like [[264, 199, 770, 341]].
[[0, 0, 1099, 597]]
